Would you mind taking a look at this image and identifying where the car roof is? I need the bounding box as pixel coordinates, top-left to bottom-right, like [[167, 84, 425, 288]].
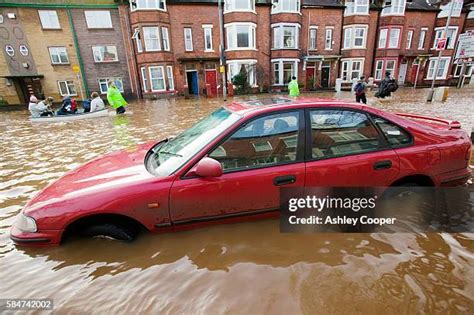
[[225, 97, 368, 116]]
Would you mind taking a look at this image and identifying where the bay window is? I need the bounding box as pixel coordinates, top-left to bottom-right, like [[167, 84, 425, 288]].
[[378, 27, 400, 49], [161, 27, 170, 51], [141, 67, 148, 92], [225, 23, 256, 50], [131, 0, 166, 11], [143, 26, 161, 51], [343, 25, 367, 49], [378, 29, 387, 48], [271, 0, 300, 14], [344, 0, 369, 16], [225, 0, 255, 13], [426, 57, 450, 80], [227, 60, 257, 86], [433, 27, 458, 49], [340, 58, 363, 81], [132, 29, 143, 53], [374, 59, 397, 80], [273, 23, 299, 49], [272, 59, 299, 85], [381, 0, 406, 16], [149, 66, 166, 91], [166, 66, 175, 90]]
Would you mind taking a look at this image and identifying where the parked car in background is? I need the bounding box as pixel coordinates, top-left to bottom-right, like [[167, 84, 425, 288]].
[[11, 98, 472, 246]]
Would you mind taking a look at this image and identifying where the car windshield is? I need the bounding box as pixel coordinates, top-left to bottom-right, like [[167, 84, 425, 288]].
[[147, 107, 242, 176]]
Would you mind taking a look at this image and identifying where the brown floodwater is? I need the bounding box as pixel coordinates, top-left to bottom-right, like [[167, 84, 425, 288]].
[[0, 88, 473, 314]]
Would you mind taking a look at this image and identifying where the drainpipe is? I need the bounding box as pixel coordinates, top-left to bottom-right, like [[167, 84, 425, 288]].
[[66, 7, 89, 99]]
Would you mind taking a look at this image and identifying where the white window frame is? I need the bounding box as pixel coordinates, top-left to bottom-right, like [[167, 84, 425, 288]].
[[184, 27, 193, 52], [340, 58, 364, 82], [344, 0, 369, 16], [374, 60, 384, 80], [141, 67, 148, 92], [203, 24, 214, 52], [426, 57, 451, 80], [325, 27, 333, 50], [388, 28, 401, 48], [227, 59, 258, 87], [38, 10, 60, 29], [225, 0, 256, 13], [98, 78, 123, 94], [225, 22, 256, 51], [381, 0, 406, 16], [58, 80, 77, 96], [166, 65, 175, 90], [433, 26, 458, 50], [49, 47, 69, 64], [406, 29, 413, 49], [374, 59, 397, 80], [271, 0, 301, 14], [343, 25, 367, 49], [272, 23, 300, 49], [130, 0, 166, 12], [92, 46, 118, 63], [438, 0, 463, 18], [84, 11, 112, 29], [149, 66, 166, 92], [143, 26, 161, 51], [309, 26, 317, 50], [454, 64, 473, 77], [418, 28, 427, 50], [271, 58, 299, 86], [161, 27, 170, 51], [132, 28, 143, 53], [378, 28, 388, 48]]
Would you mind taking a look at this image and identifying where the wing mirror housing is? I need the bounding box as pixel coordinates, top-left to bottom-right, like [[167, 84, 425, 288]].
[[194, 157, 223, 178]]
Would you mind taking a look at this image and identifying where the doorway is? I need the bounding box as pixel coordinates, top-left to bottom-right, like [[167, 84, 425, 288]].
[[306, 66, 315, 90], [186, 70, 199, 95], [398, 63, 407, 85], [321, 62, 330, 88], [13, 77, 44, 104], [205, 69, 218, 96]]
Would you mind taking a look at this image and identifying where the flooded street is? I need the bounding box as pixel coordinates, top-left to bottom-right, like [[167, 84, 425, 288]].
[[0, 88, 473, 313]]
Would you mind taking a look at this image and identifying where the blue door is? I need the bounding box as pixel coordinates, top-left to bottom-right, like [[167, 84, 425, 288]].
[[191, 71, 199, 95]]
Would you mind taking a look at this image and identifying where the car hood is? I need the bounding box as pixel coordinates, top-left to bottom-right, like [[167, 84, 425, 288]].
[[24, 141, 158, 212]]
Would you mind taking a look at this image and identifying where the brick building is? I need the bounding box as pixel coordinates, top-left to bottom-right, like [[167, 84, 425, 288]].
[[0, 0, 132, 105]]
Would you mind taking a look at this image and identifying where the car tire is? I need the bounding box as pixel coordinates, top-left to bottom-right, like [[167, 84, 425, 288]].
[[81, 223, 137, 242]]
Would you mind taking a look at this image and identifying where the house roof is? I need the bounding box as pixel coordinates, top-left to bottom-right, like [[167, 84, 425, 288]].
[[406, 0, 439, 12]]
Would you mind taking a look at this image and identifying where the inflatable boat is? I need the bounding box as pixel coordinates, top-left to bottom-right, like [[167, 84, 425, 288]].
[[29, 109, 110, 123]]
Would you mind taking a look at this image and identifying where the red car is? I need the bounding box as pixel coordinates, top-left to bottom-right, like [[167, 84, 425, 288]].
[[11, 98, 472, 245]]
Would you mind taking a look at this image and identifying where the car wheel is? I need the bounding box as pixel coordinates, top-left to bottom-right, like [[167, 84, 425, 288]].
[[81, 223, 137, 242]]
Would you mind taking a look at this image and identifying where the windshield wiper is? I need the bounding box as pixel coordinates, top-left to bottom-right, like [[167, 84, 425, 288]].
[[158, 151, 183, 157]]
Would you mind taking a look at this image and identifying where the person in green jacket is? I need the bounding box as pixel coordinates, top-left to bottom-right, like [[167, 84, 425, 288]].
[[288, 76, 300, 97], [107, 80, 127, 114]]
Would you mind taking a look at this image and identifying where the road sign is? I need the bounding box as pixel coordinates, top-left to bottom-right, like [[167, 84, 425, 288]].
[[72, 65, 80, 73], [436, 38, 447, 51], [455, 32, 474, 59]]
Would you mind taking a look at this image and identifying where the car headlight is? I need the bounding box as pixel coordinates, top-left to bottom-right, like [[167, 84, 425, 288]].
[[13, 214, 37, 233]]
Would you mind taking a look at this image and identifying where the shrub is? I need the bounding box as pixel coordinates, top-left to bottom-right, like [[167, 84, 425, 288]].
[[232, 65, 251, 94]]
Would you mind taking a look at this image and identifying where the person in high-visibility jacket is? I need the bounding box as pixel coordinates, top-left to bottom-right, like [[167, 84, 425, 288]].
[[107, 80, 127, 114], [288, 76, 300, 97]]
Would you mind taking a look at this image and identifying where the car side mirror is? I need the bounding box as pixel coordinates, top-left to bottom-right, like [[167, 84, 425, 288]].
[[195, 157, 223, 178]]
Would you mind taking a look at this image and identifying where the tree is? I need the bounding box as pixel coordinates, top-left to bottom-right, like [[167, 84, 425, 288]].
[[232, 65, 251, 94]]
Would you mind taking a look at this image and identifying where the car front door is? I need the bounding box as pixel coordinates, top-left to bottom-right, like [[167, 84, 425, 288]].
[[169, 109, 306, 224], [305, 108, 400, 187]]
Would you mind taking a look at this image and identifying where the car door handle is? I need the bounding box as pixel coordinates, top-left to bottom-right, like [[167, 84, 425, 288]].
[[373, 160, 392, 170], [273, 175, 296, 186]]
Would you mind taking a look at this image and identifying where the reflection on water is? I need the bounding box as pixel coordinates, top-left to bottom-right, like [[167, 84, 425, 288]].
[[0, 89, 473, 313]]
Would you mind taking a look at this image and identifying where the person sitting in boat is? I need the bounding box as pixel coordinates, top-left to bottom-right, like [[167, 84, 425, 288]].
[[107, 80, 127, 114], [90, 92, 105, 112], [28, 95, 54, 117], [57, 96, 77, 115], [82, 98, 91, 113]]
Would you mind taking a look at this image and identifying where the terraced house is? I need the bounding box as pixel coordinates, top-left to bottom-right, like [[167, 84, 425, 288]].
[[0, 0, 132, 105]]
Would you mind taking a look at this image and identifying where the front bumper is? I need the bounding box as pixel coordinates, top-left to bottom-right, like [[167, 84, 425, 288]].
[[10, 226, 62, 246]]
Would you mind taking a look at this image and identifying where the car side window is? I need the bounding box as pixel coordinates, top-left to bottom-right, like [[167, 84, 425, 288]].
[[209, 111, 300, 171], [310, 109, 381, 158], [371, 115, 412, 147]]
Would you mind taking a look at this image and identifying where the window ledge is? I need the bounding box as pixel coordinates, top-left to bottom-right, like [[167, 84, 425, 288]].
[[343, 13, 369, 17], [271, 48, 300, 51], [271, 11, 302, 15], [87, 27, 114, 30], [224, 10, 257, 15], [51, 63, 70, 66], [204, 50, 215, 53], [94, 61, 120, 64], [380, 13, 406, 17], [131, 8, 167, 13], [225, 48, 257, 52]]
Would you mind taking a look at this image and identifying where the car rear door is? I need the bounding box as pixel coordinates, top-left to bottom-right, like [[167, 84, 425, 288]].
[[169, 109, 306, 224], [305, 108, 400, 187]]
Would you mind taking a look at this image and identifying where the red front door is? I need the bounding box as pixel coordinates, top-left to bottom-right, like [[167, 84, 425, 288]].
[[306, 67, 315, 90], [169, 110, 305, 223], [205, 70, 218, 97]]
